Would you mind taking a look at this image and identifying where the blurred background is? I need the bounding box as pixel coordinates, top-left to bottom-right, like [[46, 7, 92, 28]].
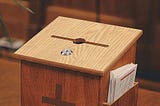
[[0, 0, 159, 106]]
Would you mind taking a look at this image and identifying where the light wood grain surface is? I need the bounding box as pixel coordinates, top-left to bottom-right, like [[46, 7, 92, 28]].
[[15, 16, 142, 76]]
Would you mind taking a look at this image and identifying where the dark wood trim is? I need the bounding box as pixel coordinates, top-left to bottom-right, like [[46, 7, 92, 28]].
[[27, 0, 48, 39]]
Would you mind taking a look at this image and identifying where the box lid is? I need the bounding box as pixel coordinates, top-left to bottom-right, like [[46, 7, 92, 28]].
[[15, 16, 142, 76]]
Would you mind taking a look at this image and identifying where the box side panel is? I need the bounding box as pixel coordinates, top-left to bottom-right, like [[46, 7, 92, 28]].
[[21, 60, 100, 106], [99, 44, 136, 106]]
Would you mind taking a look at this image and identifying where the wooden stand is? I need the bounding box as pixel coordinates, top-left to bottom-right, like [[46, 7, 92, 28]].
[[15, 17, 142, 106]]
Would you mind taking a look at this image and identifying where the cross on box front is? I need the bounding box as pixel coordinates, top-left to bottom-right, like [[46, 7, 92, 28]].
[[15, 17, 142, 106]]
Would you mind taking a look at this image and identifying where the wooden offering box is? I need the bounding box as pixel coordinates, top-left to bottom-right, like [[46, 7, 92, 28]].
[[15, 17, 142, 106]]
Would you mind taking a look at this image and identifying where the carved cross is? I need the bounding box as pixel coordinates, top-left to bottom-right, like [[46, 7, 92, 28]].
[[42, 84, 75, 106]]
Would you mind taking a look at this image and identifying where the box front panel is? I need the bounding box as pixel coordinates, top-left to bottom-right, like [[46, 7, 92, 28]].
[[21, 60, 100, 106]]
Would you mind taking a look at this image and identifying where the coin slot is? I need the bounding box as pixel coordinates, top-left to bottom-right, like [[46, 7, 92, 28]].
[[51, 35, 109, 47], [73, 38, 86, 44]]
